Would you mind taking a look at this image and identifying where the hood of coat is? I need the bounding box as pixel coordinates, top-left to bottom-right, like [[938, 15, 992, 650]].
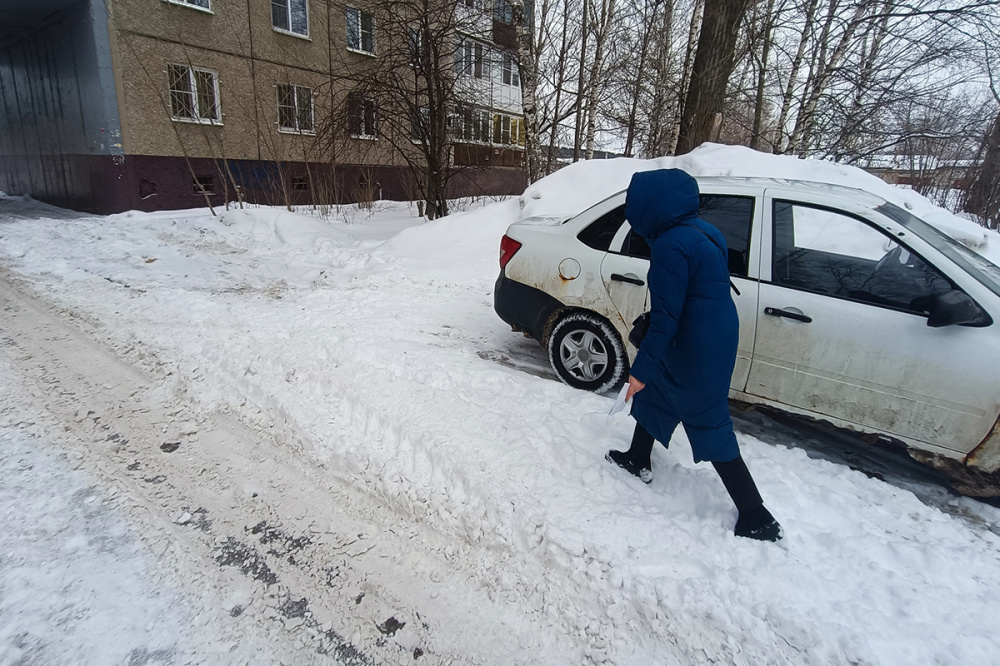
[[624, 169, 700, 241]]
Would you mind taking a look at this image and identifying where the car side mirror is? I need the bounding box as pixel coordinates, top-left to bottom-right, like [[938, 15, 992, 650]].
[[926, 290, 992, 328]]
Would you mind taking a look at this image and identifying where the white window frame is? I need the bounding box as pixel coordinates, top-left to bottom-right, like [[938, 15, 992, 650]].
[[348, 95, 378, 139], [346, 6, 376, 55], [455, 37, 489, 79], [162, 0, 212, 14], [276, 84, 315, 134], [492, 112, 524, 146], [168, 63, 222, 124], [272, 0, 310, 38], [454, 105, 491, 144], [502, 52, 520, 87]]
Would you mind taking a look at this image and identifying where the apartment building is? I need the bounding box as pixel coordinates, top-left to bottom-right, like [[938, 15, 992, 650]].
[[0, 0, 528, 213]]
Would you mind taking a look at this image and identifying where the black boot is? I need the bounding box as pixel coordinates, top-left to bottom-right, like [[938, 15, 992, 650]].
[[606, 423, 655, 484], [712, 456, 782, 542]]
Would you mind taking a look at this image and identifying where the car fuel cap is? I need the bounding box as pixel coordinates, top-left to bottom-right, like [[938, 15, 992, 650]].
[[558, 258, 581, 280]]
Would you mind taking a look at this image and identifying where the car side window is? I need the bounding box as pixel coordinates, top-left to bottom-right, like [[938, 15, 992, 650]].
[[620, 194, 754, 272], [700, 195, 753, 277], [578, 206, 626, 251], [621, 228, 651, 259], [772, 200, 954, 314]]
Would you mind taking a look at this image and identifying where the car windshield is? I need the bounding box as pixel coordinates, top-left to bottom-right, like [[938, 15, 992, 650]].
[[877, 202, 1000, 299]]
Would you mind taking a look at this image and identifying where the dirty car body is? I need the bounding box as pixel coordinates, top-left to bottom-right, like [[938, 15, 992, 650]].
[[494, 176, 1000, 495]]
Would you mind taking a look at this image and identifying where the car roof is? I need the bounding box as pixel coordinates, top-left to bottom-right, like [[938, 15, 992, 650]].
[[694, 175, 890, 207], [599, 175, 890, 209]]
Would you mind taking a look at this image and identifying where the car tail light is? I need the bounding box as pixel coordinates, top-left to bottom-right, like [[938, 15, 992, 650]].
[[499, 235, 522, 269]]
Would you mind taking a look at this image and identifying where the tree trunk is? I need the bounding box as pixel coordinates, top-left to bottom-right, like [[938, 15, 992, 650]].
[[773, 0, 820, 153], [624, 0, 655, 156], [749, 0, 776, 150], [644, 0, 675, 156], [786, 0, 872, 155], [584, 0, 617, 159], [965, 111, 1000, 229], [573, 0, 589, 161], [546, 0, 572, 173], [513, 0, 544, 181], [669, 0, 708, 154]]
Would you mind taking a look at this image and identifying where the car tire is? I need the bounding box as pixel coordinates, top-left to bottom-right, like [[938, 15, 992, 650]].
[[547, 312, 627, 393]]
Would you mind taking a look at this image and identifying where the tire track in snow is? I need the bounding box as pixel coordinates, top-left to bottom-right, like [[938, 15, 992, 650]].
[[0, 272, 595, 665]]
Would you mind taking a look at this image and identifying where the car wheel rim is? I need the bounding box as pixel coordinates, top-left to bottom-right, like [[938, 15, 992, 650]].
[[560, 329, 609, 382]]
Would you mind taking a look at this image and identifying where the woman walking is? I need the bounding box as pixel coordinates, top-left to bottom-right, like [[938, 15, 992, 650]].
[[606, 168, 782, 542]]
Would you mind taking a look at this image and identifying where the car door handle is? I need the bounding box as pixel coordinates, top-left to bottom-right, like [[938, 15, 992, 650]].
[[611, 273, 645, 286], [764, 307, 812, 323]]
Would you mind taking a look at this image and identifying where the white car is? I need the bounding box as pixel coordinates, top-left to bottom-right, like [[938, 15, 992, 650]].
[[494, 177, 1000, 495]]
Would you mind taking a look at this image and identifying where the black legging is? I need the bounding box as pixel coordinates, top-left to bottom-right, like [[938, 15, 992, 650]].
[[630, 421, 763, 513]]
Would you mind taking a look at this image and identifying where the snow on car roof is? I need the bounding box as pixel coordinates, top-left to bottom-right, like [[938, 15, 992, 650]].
[[518, 144, 997, 260]]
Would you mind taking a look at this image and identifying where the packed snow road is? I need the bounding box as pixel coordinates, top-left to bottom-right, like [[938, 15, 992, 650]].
[[0, 270, 566, 664], [2, 181, 1000, 665]]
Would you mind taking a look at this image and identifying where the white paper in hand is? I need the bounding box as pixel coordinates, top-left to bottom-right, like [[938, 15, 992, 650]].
[[608, 384, 631, 415]]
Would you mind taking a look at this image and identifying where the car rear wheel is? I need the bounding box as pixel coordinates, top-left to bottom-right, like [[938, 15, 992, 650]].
[[547, 312, 627, 393]]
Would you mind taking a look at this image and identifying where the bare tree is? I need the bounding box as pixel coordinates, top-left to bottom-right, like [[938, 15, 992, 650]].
[[964, 49, 1000, 228], [582, 0, 619, 158], [643, 0, 679, 157], [325, 0, 526, 219], [512, 0, 546, 181], [573, 0, 590, 160], [677, 0, 751, 154], [964, 110, 1000, 228]]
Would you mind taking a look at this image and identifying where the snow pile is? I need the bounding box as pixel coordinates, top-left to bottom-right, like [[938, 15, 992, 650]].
[[520, 143, 998, 262]]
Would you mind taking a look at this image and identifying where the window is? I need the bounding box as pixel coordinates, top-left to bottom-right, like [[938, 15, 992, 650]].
[[408, 27, 422, 67], [454, 39, 471, 75], [292, 176, 308, 191], [168, 64, 220, 123], [772, 201, 954, 314], [277, 84, 314, 133], [454, 38, 488, 78], [272, 0, 308, 36], [475, 42, 487, 78], [454, 106, 491, 143], [579, 206, 626, 252], [411, 107, 429, 141], [346, 7, 375, 54], [699, 195, 754, 276], [501, 52, 519, 87], [621, 195, 754, 269], [494, 0, 514, 22], [621, 228, 651, 259], [492, 113, 524, 146], [193, 176, 215, 194], [348, 95, 377, 137], [164, 0, 211, 11]]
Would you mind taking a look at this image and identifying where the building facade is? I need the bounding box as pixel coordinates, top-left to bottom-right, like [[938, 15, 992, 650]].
[[0, 0, 528, 213]]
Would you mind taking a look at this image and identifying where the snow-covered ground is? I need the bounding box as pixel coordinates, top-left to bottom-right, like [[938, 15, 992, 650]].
[[3, 146, 1000, 665]]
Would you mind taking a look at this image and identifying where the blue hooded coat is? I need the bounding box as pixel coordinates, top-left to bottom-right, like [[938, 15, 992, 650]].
[[626, 169, 741, 463]]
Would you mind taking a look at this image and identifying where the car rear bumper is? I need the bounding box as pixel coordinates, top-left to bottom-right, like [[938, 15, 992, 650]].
[[494, 272, 565, 344]]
